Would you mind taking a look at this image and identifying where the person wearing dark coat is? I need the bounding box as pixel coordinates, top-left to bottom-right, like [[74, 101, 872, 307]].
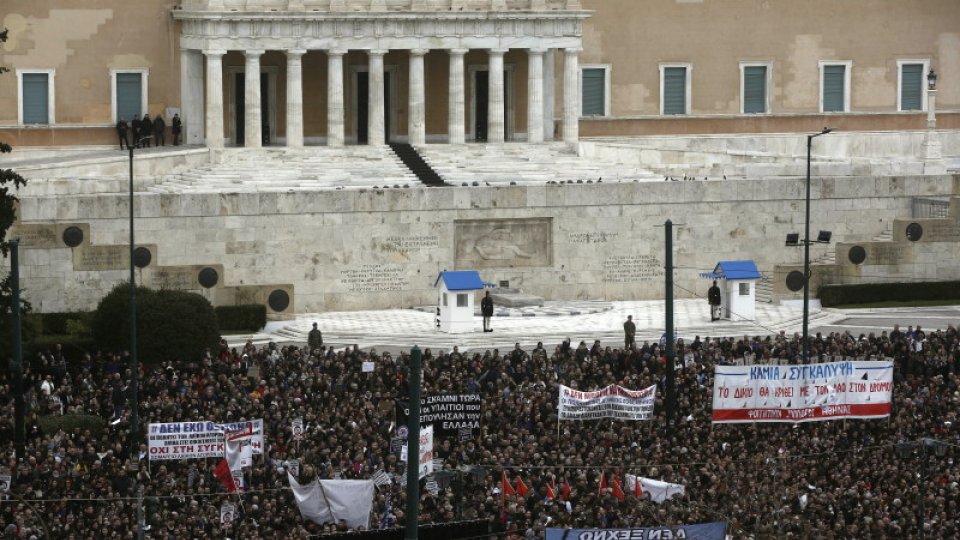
[[708, 280, 723, 321], [481, 290, 494, 332], [130, 115, 142, 148], [153, 114, 166, 146], [116, 118, 129, 150], [172, 113, 182, 145], [140, 114, 153, 147]]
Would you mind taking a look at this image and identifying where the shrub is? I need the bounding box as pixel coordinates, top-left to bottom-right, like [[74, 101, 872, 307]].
[[216, 304, 267, 332], [37, 414, 106, 437], [92, 283, 220, 364], [819, 280, 960, 307]]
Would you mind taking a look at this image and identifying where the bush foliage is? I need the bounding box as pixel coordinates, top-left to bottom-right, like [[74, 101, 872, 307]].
[[819, 280, 960, 307], [92, 283, 220, 364], [215, 304, 267, 332]]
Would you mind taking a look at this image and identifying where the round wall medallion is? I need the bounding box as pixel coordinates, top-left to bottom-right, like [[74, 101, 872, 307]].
[[198, 267, 219, 289], [905, 222, 923, 242], [133, 247, 152, 268], [62, 226, 84, 247], [785, 270, 805, 292], [268, 289, 290, 312], [848, 245, 867, 265]]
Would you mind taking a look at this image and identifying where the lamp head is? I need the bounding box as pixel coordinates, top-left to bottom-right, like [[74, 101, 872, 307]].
[[822, 127, 834, 135], [927, 69, 937, 90]]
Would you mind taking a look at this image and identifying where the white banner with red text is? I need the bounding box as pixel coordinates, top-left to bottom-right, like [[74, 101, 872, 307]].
[[147, 419, 264, 460], [712, 361, 893, 423], [558, 384, 656, 421]]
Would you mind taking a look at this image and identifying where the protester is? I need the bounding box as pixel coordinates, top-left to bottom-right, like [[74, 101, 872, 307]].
[[1, 323, 958, 538]]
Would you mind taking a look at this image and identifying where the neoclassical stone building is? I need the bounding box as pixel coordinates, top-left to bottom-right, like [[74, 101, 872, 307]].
[[1, 0, 958, 146]]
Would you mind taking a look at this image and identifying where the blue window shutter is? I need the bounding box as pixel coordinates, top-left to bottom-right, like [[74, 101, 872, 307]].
[[900, 64, 923, 111], [822, 65, 846, 112], [663, 67, 687, 115], [581, 68, 605, 116], [743, 66, 767, 114], [116, 73, 143, 121], [22, 73, 49, 124]]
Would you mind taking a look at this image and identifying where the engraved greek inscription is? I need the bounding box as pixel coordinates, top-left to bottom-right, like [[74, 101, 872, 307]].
[[603, 255, 663, 282]]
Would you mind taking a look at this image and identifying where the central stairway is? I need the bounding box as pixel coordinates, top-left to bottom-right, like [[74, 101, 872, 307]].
[[388, 143, 446, 186]]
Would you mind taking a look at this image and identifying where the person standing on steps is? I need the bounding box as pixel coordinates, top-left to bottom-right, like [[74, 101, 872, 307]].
[[116, 117, 129, 150], [481, 290, 494, 332], [172, 113, 182, 145], [308, 322, 323, 352], [708, 280, 723, 321], [624, 315, 636, 349], [154, 114, 166, 146]]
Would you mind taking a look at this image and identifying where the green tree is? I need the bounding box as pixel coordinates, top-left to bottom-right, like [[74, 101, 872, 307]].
[[92, 283, 221, 365], [1, 26, 31, 364]]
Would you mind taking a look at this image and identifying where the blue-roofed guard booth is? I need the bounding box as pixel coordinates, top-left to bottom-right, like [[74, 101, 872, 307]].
[[699, 261, 762, 321], [434, 271, 486, 333]]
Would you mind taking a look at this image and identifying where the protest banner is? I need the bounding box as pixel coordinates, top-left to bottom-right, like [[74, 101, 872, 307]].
[[220, 502, 236, 525], [546, 522, 726, 540], [399, 425, 434, 480], [147, 419, 264, 460], [396, 394, 482, 437], [362, 361, 375, 373], [0, 473, 10, 493], [291, 418, 305, 441], [558, 384, 656, 421], [712, 360, 893, 423]]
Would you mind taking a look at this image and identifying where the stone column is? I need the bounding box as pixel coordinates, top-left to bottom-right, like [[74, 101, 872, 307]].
[[181, 49, 205, 145], [527, 48, 545, 143], [368, 49, 387, 146], [408, 49, 428, 146], [543, 48, 555, 141], [488, 48, 507, 143], [563, 47, 580, 145], [244, 49, 265, 147], [448, 48, 467, 144], [285, 49, 305, 148], [327, 49, 346, 147], [203, 49, 226, 149]]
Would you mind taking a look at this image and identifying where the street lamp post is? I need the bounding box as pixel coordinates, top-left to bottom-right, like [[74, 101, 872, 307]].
[[802, 127, 833, 364], [922, 69, 945, 174]]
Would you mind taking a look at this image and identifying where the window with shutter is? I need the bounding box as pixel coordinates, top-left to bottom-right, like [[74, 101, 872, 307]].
[[743, 66, 767, 114], [116, 73, 143, 121], [22, 73, 50, 124], [581, 68, 605, 116], [663, 67, 687, 115], [900, 63, 923, 111], [822, 64, 846, 112]]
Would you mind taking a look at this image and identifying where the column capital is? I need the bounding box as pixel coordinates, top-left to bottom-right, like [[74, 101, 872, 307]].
[[410, 48, 429, 56], [489, 47, 509, 55], [369, 49, 388, 56], [286, 49, 307, 58], [564, 47, 582, 55], [203, 49, 227, 57], [244, 49, 266, 57], [328, 48, 347, 56], [449, 48, 469, 56], [528, 47, 547, 55]]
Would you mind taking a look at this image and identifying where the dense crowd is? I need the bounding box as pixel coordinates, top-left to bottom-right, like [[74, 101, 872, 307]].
[[2, 322, 959, 539]]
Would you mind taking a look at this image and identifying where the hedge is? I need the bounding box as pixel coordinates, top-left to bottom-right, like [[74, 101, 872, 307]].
[[819, 280, 960, 307], [37, 414, 107, 437], [26, 311, 93, 335], [216, 304, 267, 332]]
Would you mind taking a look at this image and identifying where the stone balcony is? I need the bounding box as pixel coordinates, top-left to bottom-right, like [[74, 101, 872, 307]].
[[178, 0, 581, 12]]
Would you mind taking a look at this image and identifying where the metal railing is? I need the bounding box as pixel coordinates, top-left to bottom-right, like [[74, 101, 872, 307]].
[[911, 197, 951, 219]]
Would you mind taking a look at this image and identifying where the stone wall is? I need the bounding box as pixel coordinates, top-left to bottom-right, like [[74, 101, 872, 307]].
[[4, 171, 957, 315]]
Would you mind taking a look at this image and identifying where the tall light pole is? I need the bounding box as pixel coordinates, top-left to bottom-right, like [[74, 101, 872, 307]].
[[128, 145, 139, 457], [802, 127, 832, 364], [922, 69, 945, 174]]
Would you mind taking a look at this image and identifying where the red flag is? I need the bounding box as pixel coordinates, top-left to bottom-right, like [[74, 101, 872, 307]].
[[561, 480, 571, 501], [515, 476, 530, 497], [612, 479, 625, 501], [501, 470, 516, 501], [545, 483, 556, 501], [598, 472, 607, 495], [213, 459, 237, 493]]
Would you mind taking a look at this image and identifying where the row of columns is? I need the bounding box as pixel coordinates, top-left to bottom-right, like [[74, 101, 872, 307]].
[[189, 47, 580, 148]]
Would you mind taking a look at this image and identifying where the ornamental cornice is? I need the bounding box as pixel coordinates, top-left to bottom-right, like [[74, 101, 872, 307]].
[[175, 12, 586, 40]]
